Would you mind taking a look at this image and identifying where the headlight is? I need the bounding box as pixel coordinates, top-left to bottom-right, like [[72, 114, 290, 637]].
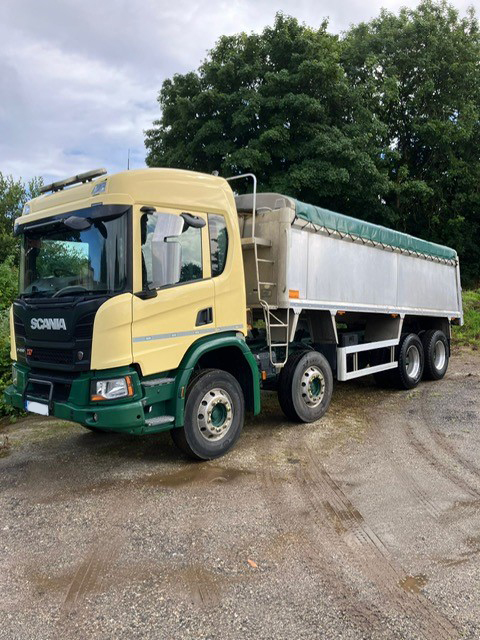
[[12, 366, 18, 387], [91, 376, 133, 401]]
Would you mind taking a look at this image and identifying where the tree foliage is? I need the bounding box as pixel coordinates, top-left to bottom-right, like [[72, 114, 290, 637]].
[[342, 0, 480, 284], [146, 13, 390, 222], [0, 259, 19, 311], [0, 172, 42, 417], [145, 3, 480, 285], [0, 173, 43, 264]]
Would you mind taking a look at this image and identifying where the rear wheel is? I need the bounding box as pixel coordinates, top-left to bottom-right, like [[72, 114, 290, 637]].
[[170, 369, 244, 460], [372, 347, 395, 388], [390, 333, 425, 390], [278, 350, 333, 423], [422, 329, 449, 380]]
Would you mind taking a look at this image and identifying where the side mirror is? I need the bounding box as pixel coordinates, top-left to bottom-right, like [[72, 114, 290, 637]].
[[64, 216, 92, 231], [181, 212, 205, 229]]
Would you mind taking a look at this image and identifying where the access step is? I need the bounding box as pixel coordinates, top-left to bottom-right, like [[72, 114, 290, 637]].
[[145, 415, 175, 427], [241, 237, 272, 248]]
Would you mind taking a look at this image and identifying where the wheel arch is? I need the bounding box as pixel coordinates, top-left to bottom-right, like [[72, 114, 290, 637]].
[[172, 332, 261, 426], [402, 315, 451, 340]]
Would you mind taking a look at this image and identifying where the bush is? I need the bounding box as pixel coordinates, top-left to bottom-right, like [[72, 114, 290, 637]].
[[0, 260, 19, 417], [0, 259, 18, 310], [452, 290, 480, 349], [0, 309, 16, 417]]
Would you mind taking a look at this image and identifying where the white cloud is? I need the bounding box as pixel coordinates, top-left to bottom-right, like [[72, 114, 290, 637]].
[[0, 0, 474, 183]]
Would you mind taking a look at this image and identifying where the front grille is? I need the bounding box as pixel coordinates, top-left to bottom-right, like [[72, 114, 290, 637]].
[[76, 312, 95, 339], [29, 348, 73, 366], [14, 302, 99, 370], [30, 369, 79, 382], [14, 315, 25, 338]]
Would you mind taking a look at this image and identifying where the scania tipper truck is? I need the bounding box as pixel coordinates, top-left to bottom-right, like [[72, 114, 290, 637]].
[[4, 168, 463, 459]]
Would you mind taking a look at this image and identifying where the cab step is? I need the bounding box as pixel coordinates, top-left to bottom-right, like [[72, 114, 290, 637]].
[[145, 415, 174, 427]]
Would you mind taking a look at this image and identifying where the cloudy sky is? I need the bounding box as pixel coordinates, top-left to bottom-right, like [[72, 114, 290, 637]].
[[0, 0, 474, 184]]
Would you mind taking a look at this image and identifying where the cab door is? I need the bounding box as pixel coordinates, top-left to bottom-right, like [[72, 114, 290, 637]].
[[132, 208, 214, 376]]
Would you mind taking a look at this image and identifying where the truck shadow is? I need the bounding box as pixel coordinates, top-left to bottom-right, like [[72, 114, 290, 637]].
[[70, 428, 181, 464], [6, 374, 398, 484]]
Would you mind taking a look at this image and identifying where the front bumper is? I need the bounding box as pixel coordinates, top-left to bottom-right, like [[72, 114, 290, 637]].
[[4, 363, 177, 435], [5, 384, 147, 432]]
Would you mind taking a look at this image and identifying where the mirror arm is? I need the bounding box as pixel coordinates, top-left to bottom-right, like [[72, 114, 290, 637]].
[[181, 212, 206, 229], [134, 284, 158, 300]]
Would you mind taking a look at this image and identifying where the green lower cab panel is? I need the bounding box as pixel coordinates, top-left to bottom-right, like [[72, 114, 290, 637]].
[[5, 334, 261, 436], [4, 364, 177, 435]]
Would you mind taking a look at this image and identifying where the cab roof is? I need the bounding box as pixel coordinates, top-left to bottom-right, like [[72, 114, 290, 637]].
[[19, 168, 235, 225]]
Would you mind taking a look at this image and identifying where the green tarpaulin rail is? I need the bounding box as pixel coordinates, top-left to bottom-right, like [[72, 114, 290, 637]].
[[293, 199, 457, 262]]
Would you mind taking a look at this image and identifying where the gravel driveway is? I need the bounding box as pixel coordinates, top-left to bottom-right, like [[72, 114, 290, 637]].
[[0, 350, 479, 639]]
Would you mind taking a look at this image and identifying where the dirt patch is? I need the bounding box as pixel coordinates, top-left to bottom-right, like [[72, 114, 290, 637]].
[[1, 350, 479, 640]]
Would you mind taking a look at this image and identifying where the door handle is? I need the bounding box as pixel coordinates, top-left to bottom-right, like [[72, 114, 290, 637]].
[[196, 307, 213, 326]]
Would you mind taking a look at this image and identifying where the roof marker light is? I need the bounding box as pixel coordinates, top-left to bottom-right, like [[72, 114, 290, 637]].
[[92, 181, 107, 196]]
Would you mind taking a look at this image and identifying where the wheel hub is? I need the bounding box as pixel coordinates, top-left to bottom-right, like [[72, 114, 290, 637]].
[[300, 366, 325, 408], [197, 388, 233, 442], [406, 345, 421, 379], [433, 340, 446, 370]]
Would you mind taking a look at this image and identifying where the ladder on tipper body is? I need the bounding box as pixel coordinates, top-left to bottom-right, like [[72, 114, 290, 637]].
[[227, 174, 290, 368]]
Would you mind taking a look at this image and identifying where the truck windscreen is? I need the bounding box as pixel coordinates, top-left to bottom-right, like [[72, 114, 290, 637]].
[[19, 212, 128, 298]]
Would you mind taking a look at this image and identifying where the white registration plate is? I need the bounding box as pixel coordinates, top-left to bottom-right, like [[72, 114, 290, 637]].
[[25, 400, 49, 416]]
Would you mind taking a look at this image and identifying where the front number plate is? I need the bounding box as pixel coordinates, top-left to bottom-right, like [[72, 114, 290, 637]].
[[25, 400, 49, 416]]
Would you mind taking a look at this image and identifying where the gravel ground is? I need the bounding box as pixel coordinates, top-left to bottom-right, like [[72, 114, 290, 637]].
[[0, 349, 479, 639]]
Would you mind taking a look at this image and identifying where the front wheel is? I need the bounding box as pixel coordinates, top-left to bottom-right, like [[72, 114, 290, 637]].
[[277, 350, 333, 423], [170, 369, 245, 460]]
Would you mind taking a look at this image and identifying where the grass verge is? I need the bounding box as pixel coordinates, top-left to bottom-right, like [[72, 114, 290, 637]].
[[452, 289, 480, 349]]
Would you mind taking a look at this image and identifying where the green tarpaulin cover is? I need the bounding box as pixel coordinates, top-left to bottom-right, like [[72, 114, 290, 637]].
[[293, 199, 457, 262]]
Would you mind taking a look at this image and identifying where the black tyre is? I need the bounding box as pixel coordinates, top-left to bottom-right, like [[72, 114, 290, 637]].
[[277, 350, 333, 423], [372, 347, 395, 388], [421, 329, 449, 380], [390, 333, 424, 390], [170, 369, 244, 460]]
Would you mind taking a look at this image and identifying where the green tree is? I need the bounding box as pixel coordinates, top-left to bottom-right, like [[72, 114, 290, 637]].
[[0, 259, 19, 310], [0, 173, 43, 417], [146, 4, 480, 285], [0, 173, 43, 264], [145, 13, 390, 221], [342, 0, 480, 284]]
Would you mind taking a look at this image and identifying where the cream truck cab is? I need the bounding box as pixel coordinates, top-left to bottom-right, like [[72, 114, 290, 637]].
[[5, 168, 463, 459]]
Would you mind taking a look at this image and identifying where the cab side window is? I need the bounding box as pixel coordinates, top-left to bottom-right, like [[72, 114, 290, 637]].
[[141, 212, 203, 289], [208, 214, 228, 277]]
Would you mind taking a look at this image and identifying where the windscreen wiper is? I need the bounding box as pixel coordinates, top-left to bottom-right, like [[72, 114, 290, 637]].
[[79, 289, 112, 297], [19, 291, 52, 299]]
